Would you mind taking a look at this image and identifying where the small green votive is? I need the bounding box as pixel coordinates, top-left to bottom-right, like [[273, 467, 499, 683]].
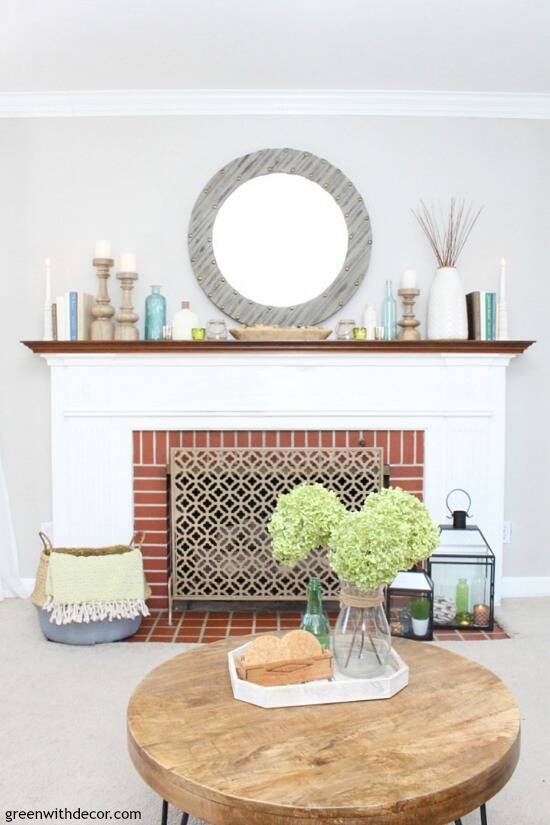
[[191, 327, 206, 340], [352, 326, 367, 340]]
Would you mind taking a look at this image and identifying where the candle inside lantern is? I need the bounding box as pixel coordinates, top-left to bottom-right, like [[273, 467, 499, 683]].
[[120, 252, 137, 272], [473, 603, 490, 626], [95, 239, 112, 259], [499, 258, 507, 303], [400, 269, 417, 289]]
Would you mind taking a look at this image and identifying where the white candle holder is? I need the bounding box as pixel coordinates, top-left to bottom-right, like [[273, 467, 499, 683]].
[[115, 271, 140, 341], [90, 257, 115, 341]]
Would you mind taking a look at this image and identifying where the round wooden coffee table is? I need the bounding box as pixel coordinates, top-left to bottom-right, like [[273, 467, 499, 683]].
[[128, 636, 519, 825]]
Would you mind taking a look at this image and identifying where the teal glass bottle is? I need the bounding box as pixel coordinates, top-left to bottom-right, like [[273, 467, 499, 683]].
[[145, 285, 166, 340], [382, 279, 397, 340], [300, 577, 330, 650]]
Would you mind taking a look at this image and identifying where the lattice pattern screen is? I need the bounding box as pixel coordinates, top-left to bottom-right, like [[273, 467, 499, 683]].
[[170, 447, 383, 601]]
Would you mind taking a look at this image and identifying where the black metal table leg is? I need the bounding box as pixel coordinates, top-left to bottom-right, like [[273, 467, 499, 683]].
[[160, 799, 190, 825], [455, 801, 488, 825]]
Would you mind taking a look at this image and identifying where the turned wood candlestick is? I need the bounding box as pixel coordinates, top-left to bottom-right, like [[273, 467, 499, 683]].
[[91, 258, 115, 341], [115, 271, 139, 341], [397, 288, 421, 341]]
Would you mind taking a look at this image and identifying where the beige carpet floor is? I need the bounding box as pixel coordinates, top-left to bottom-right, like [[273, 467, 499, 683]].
[[1, 598, 549, 825]]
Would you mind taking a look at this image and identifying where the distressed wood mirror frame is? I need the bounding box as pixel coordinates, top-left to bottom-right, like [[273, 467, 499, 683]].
[[188, 147, 373, 326]]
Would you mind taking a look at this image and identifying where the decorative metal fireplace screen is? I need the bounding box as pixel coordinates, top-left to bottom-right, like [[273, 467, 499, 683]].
[[170, 446, 383, 602]]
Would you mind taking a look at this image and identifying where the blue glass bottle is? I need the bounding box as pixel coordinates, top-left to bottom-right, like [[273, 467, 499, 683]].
[[382, 279, 397, 340], [145, 285, 166, 341]]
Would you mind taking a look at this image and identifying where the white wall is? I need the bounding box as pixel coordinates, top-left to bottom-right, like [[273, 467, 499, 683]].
[[1, 115, 549, 579]]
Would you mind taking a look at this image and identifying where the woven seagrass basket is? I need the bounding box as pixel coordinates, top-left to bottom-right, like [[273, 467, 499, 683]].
[[32, 532, 152, 645], [31, 532, 152, 607]]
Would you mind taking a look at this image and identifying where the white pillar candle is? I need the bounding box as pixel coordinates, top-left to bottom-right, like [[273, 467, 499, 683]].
[[499, 258, 507, 303], [400, 269, 417, 289], [95, 239, 112, 259], [120, 252, 137, 272]]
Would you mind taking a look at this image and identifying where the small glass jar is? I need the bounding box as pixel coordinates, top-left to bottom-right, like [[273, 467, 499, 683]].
[[162, 325, 173, 340], [145, 286, 166, 341], [207, 319, 228, 340], [336, 319, 356, 341], [332, 581, 391, 678]]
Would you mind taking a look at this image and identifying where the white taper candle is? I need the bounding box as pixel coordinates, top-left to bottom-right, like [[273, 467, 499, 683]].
[[45, 257, 51, 304], [499, 258, 506, 304], [43, 257, 53, 341]]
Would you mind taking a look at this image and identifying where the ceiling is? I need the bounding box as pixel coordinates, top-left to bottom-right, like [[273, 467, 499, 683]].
[[1, 0, 549, 94]]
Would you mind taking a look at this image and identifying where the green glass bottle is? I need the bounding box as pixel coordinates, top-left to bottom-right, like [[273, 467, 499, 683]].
[[456, 578, 469, 614], [300, 577, 330, 650]]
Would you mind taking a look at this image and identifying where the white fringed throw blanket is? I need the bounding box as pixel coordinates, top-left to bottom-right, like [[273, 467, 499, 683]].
[[45, 548, 149, 625]]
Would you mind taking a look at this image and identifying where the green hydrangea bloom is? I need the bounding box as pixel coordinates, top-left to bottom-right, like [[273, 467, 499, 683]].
[[267, 483, 346, 567], [328, 487, 440, 589], [269, 483, 440, 587]]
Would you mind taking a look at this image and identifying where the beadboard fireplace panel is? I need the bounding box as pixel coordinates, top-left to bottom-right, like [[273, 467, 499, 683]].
[[41, 350, 514, 603]]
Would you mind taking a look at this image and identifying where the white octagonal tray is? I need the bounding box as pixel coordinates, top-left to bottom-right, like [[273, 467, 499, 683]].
[[228, 641, 409, 708]]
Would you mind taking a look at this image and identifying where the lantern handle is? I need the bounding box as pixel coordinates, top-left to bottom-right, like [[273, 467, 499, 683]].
[[445, 488, 472, 518]]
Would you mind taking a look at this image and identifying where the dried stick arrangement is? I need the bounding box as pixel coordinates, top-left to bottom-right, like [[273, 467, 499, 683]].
[[412, 198, 483, 268]]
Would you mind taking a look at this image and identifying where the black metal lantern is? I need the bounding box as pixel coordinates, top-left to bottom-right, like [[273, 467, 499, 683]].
[[428, 493, 495, 632], [386, 570, 434, 641]]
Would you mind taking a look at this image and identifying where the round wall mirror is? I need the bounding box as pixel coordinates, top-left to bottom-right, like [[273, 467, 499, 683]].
[[188, 148, 373, 326]]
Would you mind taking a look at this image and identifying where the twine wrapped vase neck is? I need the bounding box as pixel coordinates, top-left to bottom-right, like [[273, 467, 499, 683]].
[[339, 587, 386, 609]]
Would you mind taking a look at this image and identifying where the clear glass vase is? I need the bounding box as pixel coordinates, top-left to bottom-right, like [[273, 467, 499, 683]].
[[145, 285, 166, 341], [332, 582, 391, 678]]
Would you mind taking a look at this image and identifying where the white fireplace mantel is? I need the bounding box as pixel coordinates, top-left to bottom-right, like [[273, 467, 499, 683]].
[[28, 344, 531, 602]]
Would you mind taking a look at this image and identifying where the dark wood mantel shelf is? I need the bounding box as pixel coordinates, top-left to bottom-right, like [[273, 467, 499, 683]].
[[22, 340, 534, 355]]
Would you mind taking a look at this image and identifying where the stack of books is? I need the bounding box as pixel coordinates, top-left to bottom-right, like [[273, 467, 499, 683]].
[[466, 291, 497, 340], [52, 292, 94, 341]]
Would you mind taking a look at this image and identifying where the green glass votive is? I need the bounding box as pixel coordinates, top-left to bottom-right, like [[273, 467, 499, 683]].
[[191, 327, 206, 340], [353, 326, 367, 340]]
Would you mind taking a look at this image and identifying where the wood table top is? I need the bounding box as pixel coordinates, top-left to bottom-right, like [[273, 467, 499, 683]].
[[127, 636, 520, 825]]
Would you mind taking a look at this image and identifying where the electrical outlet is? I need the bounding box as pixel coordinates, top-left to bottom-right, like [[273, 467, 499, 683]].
[[502, 521, 512, 544]]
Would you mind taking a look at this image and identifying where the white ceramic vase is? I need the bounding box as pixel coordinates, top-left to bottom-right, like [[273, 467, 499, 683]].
[[427, 266, 468, 340]]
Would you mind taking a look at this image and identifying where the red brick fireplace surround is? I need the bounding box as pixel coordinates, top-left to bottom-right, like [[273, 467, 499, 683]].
[[133, 429, 425, 612]]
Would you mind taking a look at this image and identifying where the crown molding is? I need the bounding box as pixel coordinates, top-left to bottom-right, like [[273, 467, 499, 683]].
[[1, 89, 550, 119]]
